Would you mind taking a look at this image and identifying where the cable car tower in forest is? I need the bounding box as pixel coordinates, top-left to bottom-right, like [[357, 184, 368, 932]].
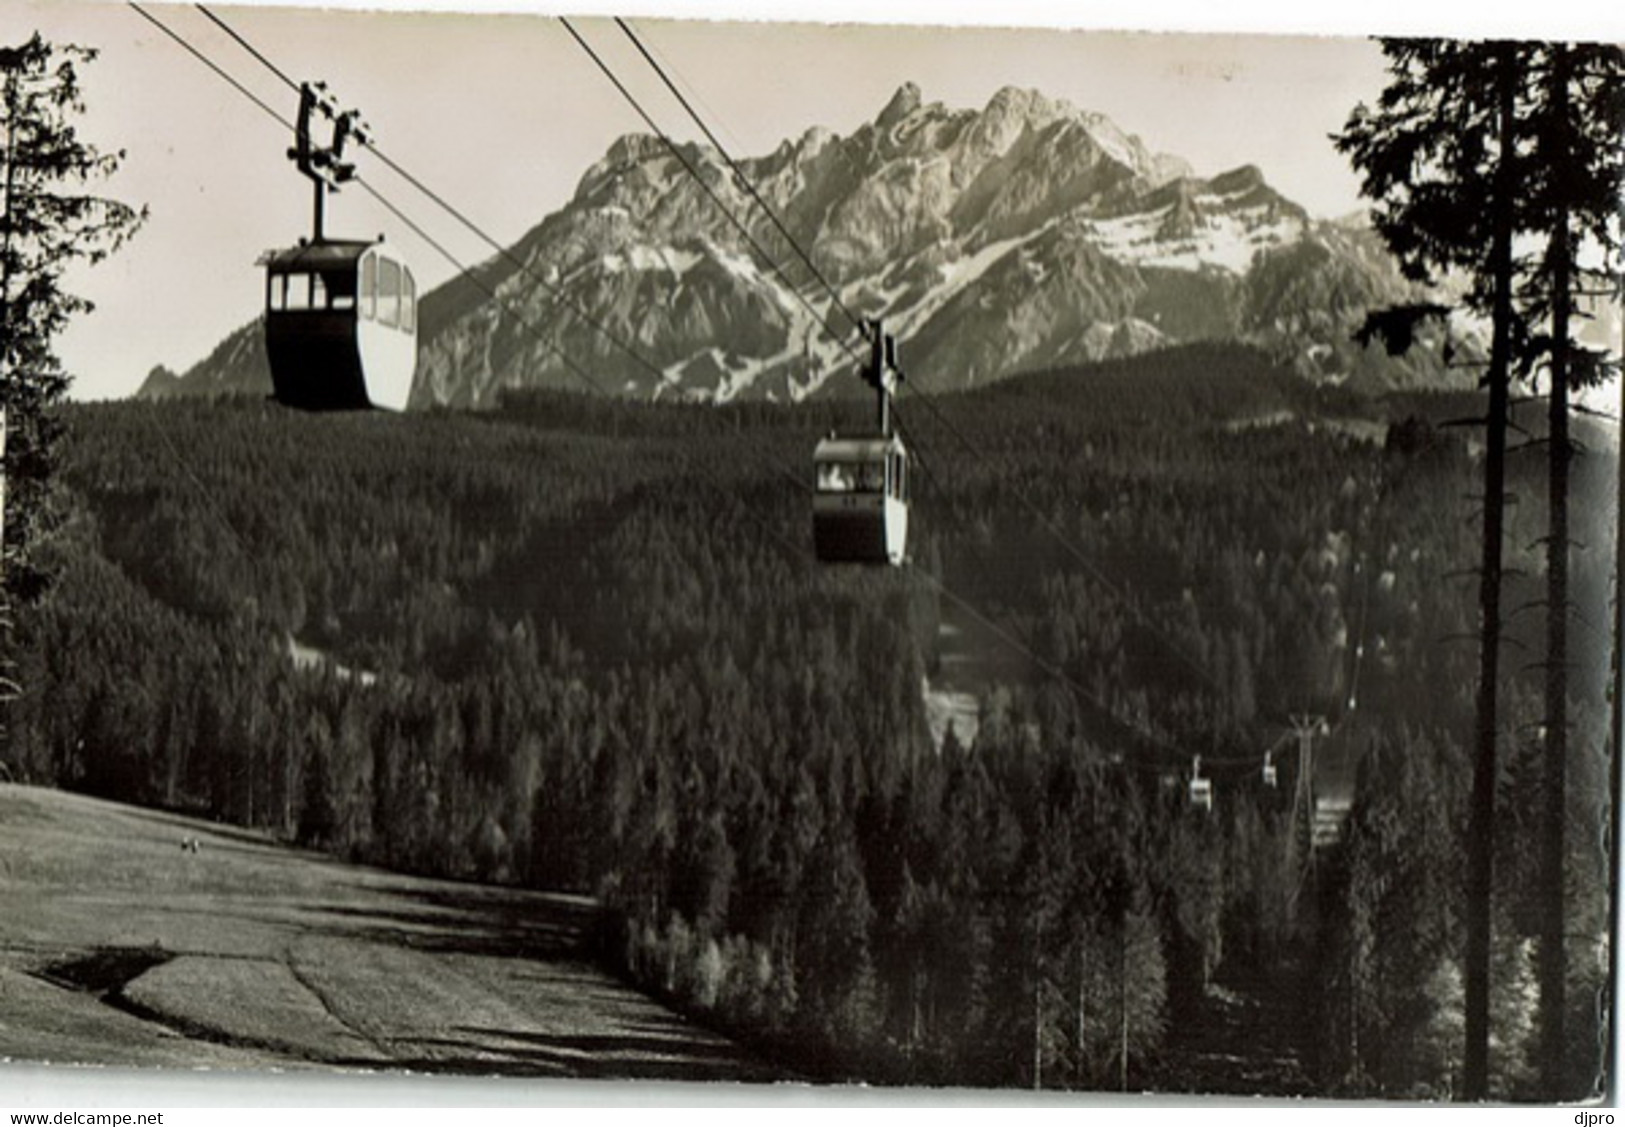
[[261, 82, 417, 412], [813, 319, 910, 566]]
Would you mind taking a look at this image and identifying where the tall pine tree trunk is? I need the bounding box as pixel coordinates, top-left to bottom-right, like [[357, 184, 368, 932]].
[[1537, 41, 1573, 1101], [1464, 43, 1520, 1101]]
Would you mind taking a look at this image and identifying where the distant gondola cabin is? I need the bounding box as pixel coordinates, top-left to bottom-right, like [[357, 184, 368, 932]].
[[1189, 776, 1214, 812], [812, 433, 909, 566], [262, 239, 417, 412]]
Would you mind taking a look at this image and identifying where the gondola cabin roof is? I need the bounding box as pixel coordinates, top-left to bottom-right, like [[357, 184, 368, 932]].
[[258, 239, 379, 273], [813, 434, 906, 462]]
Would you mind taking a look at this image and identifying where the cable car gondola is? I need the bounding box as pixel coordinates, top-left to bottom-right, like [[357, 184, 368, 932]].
[[262, 239, 416, 411], [1189, 755, 1214, 812], [263, 82, 417, 412], [813, 320, 910, 566]]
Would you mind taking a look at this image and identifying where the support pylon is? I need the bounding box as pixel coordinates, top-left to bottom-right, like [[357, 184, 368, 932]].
[[1284, 713, 1325, 915]]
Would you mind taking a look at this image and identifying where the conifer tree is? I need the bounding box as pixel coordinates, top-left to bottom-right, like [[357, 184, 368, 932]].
[[1518, 41, 1624, 1097], [0, 35, 142, 602], [1338, 41, 1530, 1098]]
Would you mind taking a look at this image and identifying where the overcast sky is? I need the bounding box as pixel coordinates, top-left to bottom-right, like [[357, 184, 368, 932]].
[[10, 0, 1623, 401]]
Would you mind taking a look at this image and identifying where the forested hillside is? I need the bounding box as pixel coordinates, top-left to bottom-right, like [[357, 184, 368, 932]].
[[8, 343, 1612, 1095]]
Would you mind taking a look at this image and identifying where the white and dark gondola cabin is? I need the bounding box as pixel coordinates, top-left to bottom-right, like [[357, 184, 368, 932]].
[[1188, 755, 1214, 811], [812, 432, 909, 566], [262, 239, 417, 412], [1189, 775, 1214, 812]]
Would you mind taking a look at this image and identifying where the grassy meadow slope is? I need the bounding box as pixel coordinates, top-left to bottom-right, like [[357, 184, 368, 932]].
[[0, 783, 773, 1080]]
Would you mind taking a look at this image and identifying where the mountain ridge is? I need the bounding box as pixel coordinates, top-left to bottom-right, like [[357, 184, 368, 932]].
[[145, 83, 1462, 408]]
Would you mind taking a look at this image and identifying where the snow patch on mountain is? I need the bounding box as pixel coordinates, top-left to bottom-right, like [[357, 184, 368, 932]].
[[600, 244, 703, 276], [1089, 204, 1304, 274], [888, 222, 1059, 340]]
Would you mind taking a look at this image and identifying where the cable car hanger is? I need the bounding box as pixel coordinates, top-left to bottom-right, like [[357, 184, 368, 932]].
[[288, 81, 366, 244]]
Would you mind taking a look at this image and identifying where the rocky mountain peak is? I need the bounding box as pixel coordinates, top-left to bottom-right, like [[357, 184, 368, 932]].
[[877, 81, 922, 128], [983, 85, 1066, 130], [1209, 164, 1266, 194], [135, 363, 183, 399]]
